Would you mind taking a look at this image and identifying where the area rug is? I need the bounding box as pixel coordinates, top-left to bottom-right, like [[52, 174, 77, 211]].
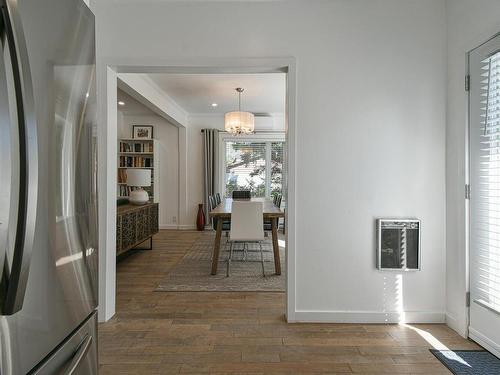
[[155, 232, 285, 292], [430, 349, 500, 375]]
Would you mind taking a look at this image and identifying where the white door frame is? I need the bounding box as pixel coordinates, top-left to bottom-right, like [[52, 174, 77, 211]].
[[96, 58, 297, 322]]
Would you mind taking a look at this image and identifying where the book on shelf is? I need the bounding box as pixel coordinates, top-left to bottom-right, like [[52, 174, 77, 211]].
[[119, 140, 153, 153], [117, 138, 158, 203], [119, 156, 153, 168], [117, 169, 127, 183]]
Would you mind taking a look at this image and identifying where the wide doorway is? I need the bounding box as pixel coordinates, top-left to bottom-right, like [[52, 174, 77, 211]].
[[148, 72, 288, 293]]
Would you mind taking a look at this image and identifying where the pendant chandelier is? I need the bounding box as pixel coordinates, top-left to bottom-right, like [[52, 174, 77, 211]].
[[224, 87, 255, 135]]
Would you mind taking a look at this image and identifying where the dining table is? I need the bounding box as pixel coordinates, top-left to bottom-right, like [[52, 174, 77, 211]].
[[209, 197, 285, 275]]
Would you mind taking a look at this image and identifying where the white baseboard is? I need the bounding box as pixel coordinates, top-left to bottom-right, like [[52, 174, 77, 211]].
[[159, 224, 197, 230], [469, 327, 500, 358], [445, 312, 468, 338], [159, 224, 178, 229], [289, 310, 445, 324], [178, 224, 197, 230]]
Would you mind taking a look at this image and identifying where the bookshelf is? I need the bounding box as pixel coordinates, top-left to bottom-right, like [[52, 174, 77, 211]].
[[117, 138, 159, 203]]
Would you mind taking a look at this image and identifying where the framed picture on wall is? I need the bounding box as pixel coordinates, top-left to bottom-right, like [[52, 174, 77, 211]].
[[132, 125, 154, 139]]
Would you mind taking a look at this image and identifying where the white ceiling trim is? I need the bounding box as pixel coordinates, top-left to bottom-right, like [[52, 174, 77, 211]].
[[117, 73, 189, 127]]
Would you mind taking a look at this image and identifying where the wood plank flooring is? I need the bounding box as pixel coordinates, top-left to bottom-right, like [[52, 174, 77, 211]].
[[99, 230, 479, 374]]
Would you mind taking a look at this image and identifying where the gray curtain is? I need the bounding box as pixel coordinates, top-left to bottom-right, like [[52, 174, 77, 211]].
[[203, 129, 218, 223]]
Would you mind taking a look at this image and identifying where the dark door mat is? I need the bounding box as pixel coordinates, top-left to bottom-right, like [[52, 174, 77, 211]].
[[430, 349, 500, 374]]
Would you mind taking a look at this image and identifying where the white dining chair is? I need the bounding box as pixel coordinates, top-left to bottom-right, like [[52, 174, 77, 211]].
[[226, 201, 266, 277]]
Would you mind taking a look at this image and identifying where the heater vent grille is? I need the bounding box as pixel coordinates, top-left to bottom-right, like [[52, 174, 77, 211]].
[[376, 219, 420, 271]]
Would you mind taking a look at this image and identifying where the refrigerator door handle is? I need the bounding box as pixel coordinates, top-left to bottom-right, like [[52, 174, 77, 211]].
[[0, 0, 38, 315], [60, 334, 93, 375]]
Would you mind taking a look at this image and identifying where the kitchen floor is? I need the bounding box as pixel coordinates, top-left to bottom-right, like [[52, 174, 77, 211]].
[[98, 230, 479, 374]]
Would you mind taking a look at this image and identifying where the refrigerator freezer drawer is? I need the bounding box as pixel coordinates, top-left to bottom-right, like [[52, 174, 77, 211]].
[[30, 311, 98, 375]]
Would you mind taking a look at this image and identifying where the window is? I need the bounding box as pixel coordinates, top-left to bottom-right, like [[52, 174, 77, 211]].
[[271, 142, 284, 197], [223, 139, 285, 198]]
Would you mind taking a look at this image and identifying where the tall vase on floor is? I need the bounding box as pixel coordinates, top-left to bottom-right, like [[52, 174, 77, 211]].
[[196, 204, 205, 231]]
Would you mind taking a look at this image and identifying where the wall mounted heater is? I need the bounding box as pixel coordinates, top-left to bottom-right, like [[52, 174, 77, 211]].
[[376, 219, 420, 271]]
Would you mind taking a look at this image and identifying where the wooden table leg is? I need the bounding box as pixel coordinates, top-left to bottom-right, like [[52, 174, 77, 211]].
[[211, 218, 223, 275], [271, 218, 281, 275]]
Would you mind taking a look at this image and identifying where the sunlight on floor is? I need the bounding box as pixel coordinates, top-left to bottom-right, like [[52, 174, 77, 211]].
[[400, 326, 472, 367], [393, 269, 472, 368], [401, 324, 449, 350]]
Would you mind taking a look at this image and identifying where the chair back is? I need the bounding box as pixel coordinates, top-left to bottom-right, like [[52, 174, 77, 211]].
[[232, 190, 251, 200], [215, 193, 221, 205], [230, 201, 264, 241], [276, 194, 282, 208], [208, 195, 216, 210]]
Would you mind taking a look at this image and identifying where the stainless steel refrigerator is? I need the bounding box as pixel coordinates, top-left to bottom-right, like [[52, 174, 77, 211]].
[[0, 0, 98, 373]]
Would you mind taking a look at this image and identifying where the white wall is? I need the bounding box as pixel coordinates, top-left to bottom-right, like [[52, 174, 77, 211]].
[[118, 112, 180, 228], [445, 0, 500, 336], [95, 0, 447, 322]]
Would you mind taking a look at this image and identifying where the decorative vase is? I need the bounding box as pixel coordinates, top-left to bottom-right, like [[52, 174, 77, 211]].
[[196, 204, 205, 231]]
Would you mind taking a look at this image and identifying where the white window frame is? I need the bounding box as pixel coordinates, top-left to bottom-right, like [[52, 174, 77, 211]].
[[218, 132, 285, 199]]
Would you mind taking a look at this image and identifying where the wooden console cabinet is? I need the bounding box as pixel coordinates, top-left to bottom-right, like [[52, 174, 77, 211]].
[[116, 202, 159, 256]]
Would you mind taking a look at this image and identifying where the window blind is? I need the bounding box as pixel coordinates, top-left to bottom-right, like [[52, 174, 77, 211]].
[[225, 142, 267, 197], [224, 140, 285, 198], [271, 142, 284, 197], [473, 51, 500, 312]]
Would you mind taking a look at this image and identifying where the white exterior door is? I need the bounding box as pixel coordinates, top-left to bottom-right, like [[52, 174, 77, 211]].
[[469, 33, 500, 358]]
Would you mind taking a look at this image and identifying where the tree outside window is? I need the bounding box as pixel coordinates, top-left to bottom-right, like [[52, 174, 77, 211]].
[[225, 141, 284, 198]]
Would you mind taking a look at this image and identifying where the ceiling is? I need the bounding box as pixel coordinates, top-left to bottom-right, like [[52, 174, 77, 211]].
[[146, 73, 286, 115], [117, 89, 157, 116]]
